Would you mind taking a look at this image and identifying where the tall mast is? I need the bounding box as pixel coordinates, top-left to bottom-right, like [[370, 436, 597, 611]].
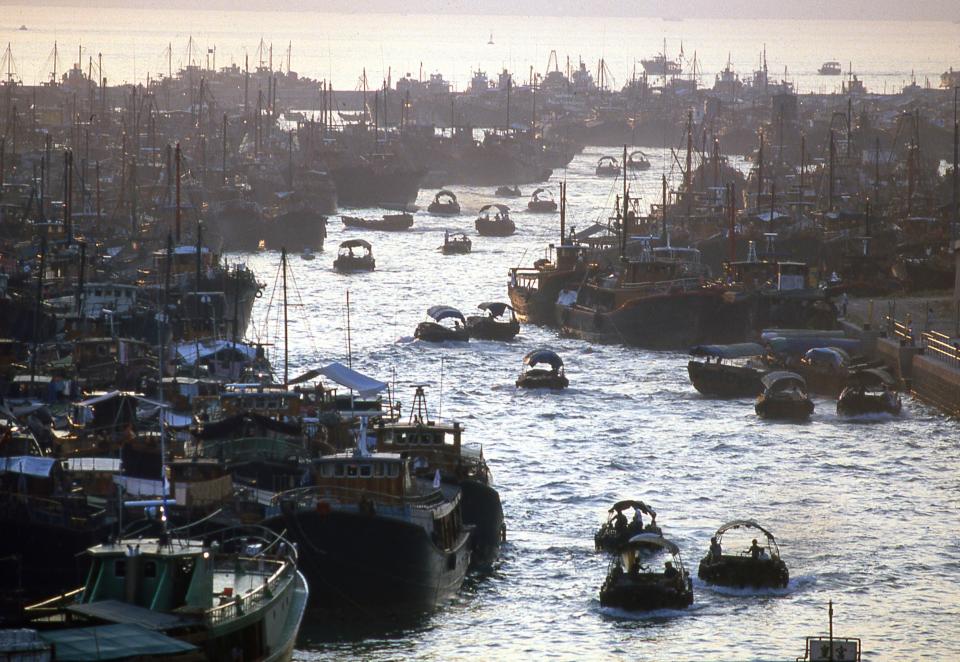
[[282, 248, 289, 385]]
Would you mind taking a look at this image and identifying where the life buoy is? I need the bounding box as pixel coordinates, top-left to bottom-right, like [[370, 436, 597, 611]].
[[255, 289, 263, 298]]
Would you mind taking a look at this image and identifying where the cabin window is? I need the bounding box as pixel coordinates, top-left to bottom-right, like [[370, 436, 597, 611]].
[[374, 463, 385, 477], [388, 464, 400, 478], [114, 560, 126, 577], [319, 464, 333, 477], [334, 464, 344, 477], [359, 464, 372, 478], [144, 561, 157, 578], [347, 464, 358, 477], [94, 289, 102, 297]]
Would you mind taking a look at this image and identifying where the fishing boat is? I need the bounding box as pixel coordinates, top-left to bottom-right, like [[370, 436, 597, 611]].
[[466, 302, 519, 340], [375, 387, 504, 568], [837, 368, 902, 416], [415, 305, 470, 342], [440, 231, 472, 255], [595, 156, 621, 177], [516, 349, 568, 389], [687, 343, 766, 398], [627, 150, 651, 171], [427, 190, 461, 216], [267, 442, 472, 614], [594, 500, 662, 553], [341, 212, 414, 231], [495, 185, 522, 198], [818, 61, 843, 76], [333, 239, 376, 272], [599, 534, 694, 611], [475, 204, 516, 236], [755, 371, 814, 420], [301, 247, 316, 261], [697, 520, 789, 589], [797, 601, 861, 661], [526, 188, 558, 213], [641, 52, 683, 77], [21, 529, 308, 661]]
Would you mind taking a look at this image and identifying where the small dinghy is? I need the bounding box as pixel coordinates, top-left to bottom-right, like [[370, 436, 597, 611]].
[[495, 185, 522, 198], [341, 212, 413, 231], [333, 239, 376, 272], [697, 519, 789, 589], [427, 189, 461, 216], [526, 188, 558, 213], [755, 371, 814, 420], [599, 534, 694, 612], [466, 302, 519, 340], [837, 367, 901, 416], [516, 348, 568, 389], [595, 155, 620, 177], [687, 343, 766, 397], [440, 230, 472, 255], [475, 204, 516, 236], [627, 150, 651, 171], [414, 305, 470, 342], [594, 500, 662, 553]]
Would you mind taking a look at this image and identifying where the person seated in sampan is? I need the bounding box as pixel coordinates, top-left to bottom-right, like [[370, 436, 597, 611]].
[[663, 561, 678, 580]]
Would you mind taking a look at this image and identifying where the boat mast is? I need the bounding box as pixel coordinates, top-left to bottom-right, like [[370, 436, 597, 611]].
[[953, 86, 958, 232], [282, 247, 289, 385]]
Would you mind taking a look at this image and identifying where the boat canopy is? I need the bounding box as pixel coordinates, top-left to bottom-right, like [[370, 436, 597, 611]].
[[318, 361, 388, 397], [339, 239, 372, 249], [689, 343, 765, 359], [802, 346, 850, 367], [767, 336, 861, 356], [847, 367, 897, 388], [427, 305, 466, 323], [761, 371, 806, 391], [479, 203, 510, 215], [716, 519, 777, 541], [626, 533, 679, 555], [628, 149, 649, 161], [478, 301, 514, 318], [38, 623, 197, 661], [530, 187, 553, 201], [597, 155, 619, 167], [523, 349, 564, 371], [610, 500, 657, 518], [433, 189, 458, 203]]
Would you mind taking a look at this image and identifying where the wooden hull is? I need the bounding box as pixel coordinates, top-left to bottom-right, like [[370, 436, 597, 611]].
[[698, 556, 789, 589], [466, 316, 519, 341], [475, 218, 516, 236], [415, 322, 469, 343], [687, 361, 764, 398], [755, 394, 814, 420]]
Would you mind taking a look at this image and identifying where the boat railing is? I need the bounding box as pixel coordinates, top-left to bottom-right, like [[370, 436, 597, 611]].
[[272, 484, 447, 510], [921, 330, 960, 368], [616, 276, 704, 295], [205, 557, 293, 627]]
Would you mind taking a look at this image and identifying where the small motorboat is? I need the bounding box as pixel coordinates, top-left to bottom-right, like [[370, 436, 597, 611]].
[[475, 204, 516, 237], [440, 230, 472, 255], [466, 302, 519, 340], [301, 247, 316, 261], [414, 305, 470, 342], [687, 343, 766, 398], [526, 187, 558, 213], [795, 346, 851, 397], [333, 239, 376, 272], [837, 368, 902, 416], [755, 371, 814, 420], [697, 520, 789, 589], [596, 155, 620, 177], [599, 534, 694, 612], [516, 348, 568, 389], [495, 185, 522, 198], [594, 500, 662, 553], [427, 189, 461, 216], [341, 212, 414, 231], [627, 150, 651, 171], [818, 60, 843, 76]]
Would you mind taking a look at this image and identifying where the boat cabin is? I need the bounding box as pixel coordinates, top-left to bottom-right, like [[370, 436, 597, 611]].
[[313, 452, 413, 502]]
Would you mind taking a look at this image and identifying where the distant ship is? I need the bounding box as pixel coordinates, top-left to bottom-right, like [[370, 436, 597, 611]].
[[641, 53, 682, 76], [818, 61, 843, 76], [18, 25, 27, 31]]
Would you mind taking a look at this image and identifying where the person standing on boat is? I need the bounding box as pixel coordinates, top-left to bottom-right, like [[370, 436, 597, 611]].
[[749, 539, 761, 560], [710, 536, 722, 560], [664, 561, 678, 579]]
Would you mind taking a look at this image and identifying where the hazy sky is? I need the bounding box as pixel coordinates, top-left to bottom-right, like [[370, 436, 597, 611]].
[[21, 1, 960, 21]]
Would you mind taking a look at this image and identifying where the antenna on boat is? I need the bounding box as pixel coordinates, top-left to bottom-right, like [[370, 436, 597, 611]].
[[410, 385, 428, 424], [438, 356, 445, 420]]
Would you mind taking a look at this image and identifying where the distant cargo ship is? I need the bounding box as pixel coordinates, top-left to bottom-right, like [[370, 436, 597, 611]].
[[641, 53, 682, 77]]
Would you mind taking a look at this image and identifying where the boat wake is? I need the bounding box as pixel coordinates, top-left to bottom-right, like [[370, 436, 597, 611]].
[[693, 574, 816, 597], [597, 602, 707, 621]]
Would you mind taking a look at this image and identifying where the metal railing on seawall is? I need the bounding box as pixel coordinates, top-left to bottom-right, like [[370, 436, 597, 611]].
[[920, 330, 960, 369]]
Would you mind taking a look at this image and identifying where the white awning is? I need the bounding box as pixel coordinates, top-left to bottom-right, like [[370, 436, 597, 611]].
[[0, 456, 56, 477], [318, 362, 387, 398]]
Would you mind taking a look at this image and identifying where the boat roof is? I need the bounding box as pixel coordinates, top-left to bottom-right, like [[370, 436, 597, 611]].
[[317, 451, 403, 462], [530, 187, 553, 200], [847, 367, 897, 388], [610, 500, 656, 517], [66, 600, 192, 631], [0, 455, 57, 478], [478, 301, 513, 317], [716, 519, 777, 541], [88, 539, 207, 558], [38, 623, 197, 661], [340, 239, 372, 249], [689, 343, 765, 359], [479, 203, 510, 214], [626, 533, 679, 555], [523, 348, 564, 370], [434, 189, 457, 201], [427, 305, 466, 323], [761, 371, 806, 390]]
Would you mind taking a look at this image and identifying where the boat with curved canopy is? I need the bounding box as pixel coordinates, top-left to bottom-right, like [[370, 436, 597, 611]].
[[415, 305, 470, 342], [599, 534, 694, 611], [697, 519, 789, 588], [627, 150, 651, 171], [516, 349, 568, 389], [333, 239, 375, 272], [427, 190, 461, 216], [495, 185, 522, 198], [755, 371, 814, 420], [440, 230, 472, 255], [687, 343, 766, 397], [526, 188, 558, 213], [596, 156, 620, 177], [594, 500, 662, 552], [475, 204, 516, 236], [466, 302, 519, 340], [795, 346, 851, 396], [341, 212, 413, 231], [837, 368, 901, 416]]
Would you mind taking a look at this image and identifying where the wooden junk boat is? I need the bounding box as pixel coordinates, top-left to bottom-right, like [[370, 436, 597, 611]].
[[594, 500, 662, 553], [376, 387, 504, 568], [837, 368, 902, 416], [627, 150, 651, 171], [333, 239, 376, 272], [697, 519, 789, 589], [599, 534, 694, 611], [21, 529, 308, 661], [687, 343, 766, 398], [341, 212, 414, 231], [466, 302, 520, 340], [526, 188, 558, 213], [595, 156, 620, 177], [440, 231, 472, 255], [755, 371, 814, 420], [427, 190, 461, 216], [516, 348, 568, 389], [475, 204, 516, 236], [495, 185, 522, 198], [414, 305, 470, 342], [267, 435, 472, 614]]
